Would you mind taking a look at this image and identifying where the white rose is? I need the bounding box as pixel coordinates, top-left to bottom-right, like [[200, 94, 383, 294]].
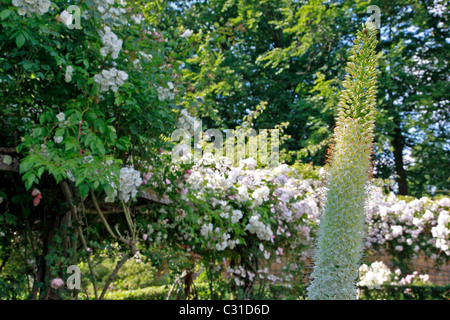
[[181, 29, 193, 39], [17, 7, 27, 16], [60, 10, 73, 26], [3, 155, 12, 166], [37, 0, 51, 15]]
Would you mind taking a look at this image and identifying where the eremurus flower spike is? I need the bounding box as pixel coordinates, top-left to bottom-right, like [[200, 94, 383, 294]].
[[307, 23, 381, 300]]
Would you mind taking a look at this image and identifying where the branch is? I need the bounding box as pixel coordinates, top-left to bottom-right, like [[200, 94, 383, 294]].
[[59, 181, 99, 299], [84, 208, 124, 215], [90, 189, 120, 241], [0, 162, 19, 172], [0, 147, 17, 154], [113, 224, 132, 247], [138, 188, 171, 205], [90, 190, 134, 247], [84, 204, 148, 215], [99, 252, 134, 300]]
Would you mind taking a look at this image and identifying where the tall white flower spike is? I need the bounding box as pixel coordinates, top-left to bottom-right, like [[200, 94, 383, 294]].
[[307, 23, 381, 300]]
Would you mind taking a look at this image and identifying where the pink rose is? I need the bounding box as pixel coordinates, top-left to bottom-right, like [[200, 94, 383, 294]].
[[177, 209, 186, 218], [33, 193, 42, 206], [33, 197, 40, 206], [50, 278, 64, 289], [32, 189, 42, 206], [143, 172, 153, 184]]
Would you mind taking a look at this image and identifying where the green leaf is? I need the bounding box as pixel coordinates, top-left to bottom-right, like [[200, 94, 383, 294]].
[[24, 172, 36, 190], [99, 123, 106, 134], [97, 143, 106, 156], [65, 142, 74, 152], [114, 94, 123, 106], [0, 9, 10, 20], [75, 176, 85, 187], [32, 127, 43, 138], [21, 60, 34, 70], [86, 111, 98, 121], [79, 184, 90, 198], [20, 157, 35, 174], [55, 128, 65, 137], [37, 166, 45, 178], [5, 213, 17, 226], [16, 33, 26, 49]]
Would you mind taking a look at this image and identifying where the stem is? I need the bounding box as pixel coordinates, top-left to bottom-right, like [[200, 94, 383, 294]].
[[90, 189, 119, 240], [99, 252, 133, 300], [166, 272, 183, 300], [121, 200, 135, 237], [0, 250, 11, 275]]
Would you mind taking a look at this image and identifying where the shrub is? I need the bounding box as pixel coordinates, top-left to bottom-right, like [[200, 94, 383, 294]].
[[358, 285, 450, 300]]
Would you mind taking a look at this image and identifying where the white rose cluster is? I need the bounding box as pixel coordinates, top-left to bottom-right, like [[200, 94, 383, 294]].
[[216, 233, 229, 251], [56, 111, 70, 127], [130, 14, 143, 24], [245, 215, 273, 241], [139, 51, 153, 61], [357, 261, 392, 289], [105, 167, 143, 203], [65, 66, 74, 83], [99, 26, 123, 59], [235, 185, 249, 203], [200, 223, 213, 238], [365, 188, 450, 258], [13, 0, 51, 17], [432, 206, 449, 255], [56, 112, 65, 122], [231, 210, 243, 224], [2, 155, 12, 166], [94, 0, 127, 25], [251, 186, 270, 207], [157, 82, 175, 101], [177, 109, 202, 133], [94, 68, 128, 92]]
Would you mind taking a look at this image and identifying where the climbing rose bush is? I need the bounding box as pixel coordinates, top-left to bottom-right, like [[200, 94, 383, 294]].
[[365, 187, 450, 264], [139, 154, 322, 295]]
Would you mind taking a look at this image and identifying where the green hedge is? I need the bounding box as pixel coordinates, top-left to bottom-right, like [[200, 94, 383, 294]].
[[104, 286, 169, 300], [102, 284, 450, 300], [358, 285, 450, 300], [103, 283, 211, 300]]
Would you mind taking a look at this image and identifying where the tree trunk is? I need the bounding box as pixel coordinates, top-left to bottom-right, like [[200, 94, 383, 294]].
[[391, 121, 408, 195]]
